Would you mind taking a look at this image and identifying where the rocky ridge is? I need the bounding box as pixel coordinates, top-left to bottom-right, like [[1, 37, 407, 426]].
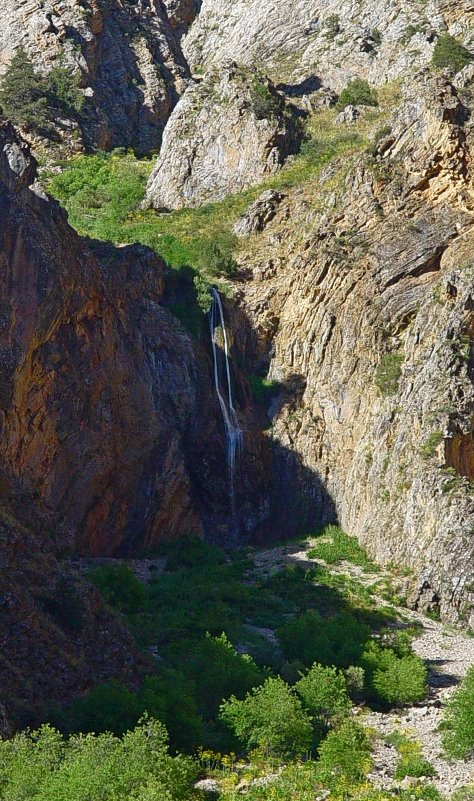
[[232, 71, 474, 624]]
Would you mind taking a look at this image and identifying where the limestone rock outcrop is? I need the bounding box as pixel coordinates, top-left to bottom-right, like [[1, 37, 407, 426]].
[[235, 72, 474, 624], [0, 0, 193, 152], [184, 0, 474, 89], [145, 65, 301, 209]]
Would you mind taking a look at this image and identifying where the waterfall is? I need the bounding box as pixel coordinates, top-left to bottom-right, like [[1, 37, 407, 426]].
[[209, 287, 243, 538]]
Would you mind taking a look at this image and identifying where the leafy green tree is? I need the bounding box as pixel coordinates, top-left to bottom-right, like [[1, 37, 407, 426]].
[[316, 719, 372, 789], [182, 633, 263, 718], [442, 665, 474, 758], [220, 676, 313, 757], [432, 35, 472, 74], [336, 78, 379, 109], [0, 46, 50, 131], [47, 65, 84, 113], [296, 663, 351, 733]]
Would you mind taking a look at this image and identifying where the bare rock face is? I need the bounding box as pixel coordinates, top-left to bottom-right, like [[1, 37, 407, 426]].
[[233, 190, 285, 237], [184, 0, 474, 89], [236, 72, 474, 624], [145, 65, 301, 209], [0, 0, 193, 152]]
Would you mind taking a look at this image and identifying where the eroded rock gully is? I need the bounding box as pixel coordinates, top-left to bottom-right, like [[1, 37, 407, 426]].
[[232, 73, 474, 625]]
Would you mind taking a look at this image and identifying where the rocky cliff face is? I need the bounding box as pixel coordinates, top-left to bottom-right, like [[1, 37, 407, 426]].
[[184, 0, 474, 88], [0, 0, 194, 152], [145, 64, 301, 209], [233, 71, 474, 624], [0, 120, 268, 554]]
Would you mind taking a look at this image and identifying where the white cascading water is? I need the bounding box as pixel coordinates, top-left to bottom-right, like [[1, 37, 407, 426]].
[[209, 287, 243, 539]]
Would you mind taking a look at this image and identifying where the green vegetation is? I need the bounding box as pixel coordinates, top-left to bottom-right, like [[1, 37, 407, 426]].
[[432, 35, 473, 75], [394, 738, 436, 779], [296, 664, 351, 733], [337, 78, 379, 109], [220, 676, 313, 757], [307, 525, 378, 569], [324, 13, 341, 40], [361, 638, 427, 706], [248, 374, 280, 406], [316, 720, 372, 789], [0, 718, 197, 801], [0, 47, 83, 133], [89, 563, 146, 613], [375, 352, 404, 397], [419, 430, 444, 460], [442, 665, 474, 759], [250, 80, 281, 119]]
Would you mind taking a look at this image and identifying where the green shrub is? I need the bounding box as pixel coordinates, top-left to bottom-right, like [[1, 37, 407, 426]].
[[248, 375, 279, 406], [0, 718, 197, 801], [419, 430, 444, 460], [278, 609, 371, 669], [89, 563, 146, 613], [336, 78, 379, 109], [324, 14, 341, 40], [220, 676, 313, 757], [296, 664, 351, 732], [307, 525, 376, 569], [432, 35, 472, 74], [361, 641, 427, 705], [375, 352, 403, 397], [316, 719, 372, 789], [442, 665, 474, 759], [394, 740, 436, 779], [250, 80, 281, 119]]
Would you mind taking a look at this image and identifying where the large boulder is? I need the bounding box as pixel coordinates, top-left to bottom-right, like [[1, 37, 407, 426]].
[[145, 64, 301, 209]]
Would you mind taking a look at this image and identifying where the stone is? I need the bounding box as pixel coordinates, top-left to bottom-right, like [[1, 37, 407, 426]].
[[233, 190, 285, 237], [145, 64, 301, 209], [335, 104, 360, 124]]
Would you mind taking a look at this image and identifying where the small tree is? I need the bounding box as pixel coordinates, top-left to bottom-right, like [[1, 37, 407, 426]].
[[48, 64, 84, 113], [296, 663, 351, 732], [336, 78, 379, 109], [316, 719, 372, 789], [0, 46, 50, 131], [220, 676, 313, 757], [432, 35, 472, 75]]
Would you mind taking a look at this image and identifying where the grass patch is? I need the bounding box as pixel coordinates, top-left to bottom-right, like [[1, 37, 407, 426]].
[[307, 525, 377, 570], [375, 352, 404, 397]]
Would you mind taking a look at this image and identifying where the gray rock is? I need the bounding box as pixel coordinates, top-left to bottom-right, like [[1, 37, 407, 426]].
[[145, 65, 300, 209], [233, 190, 285, 236], [335, 104, 360, 124]]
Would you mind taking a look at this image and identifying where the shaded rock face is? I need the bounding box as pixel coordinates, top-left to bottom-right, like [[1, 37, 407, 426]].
[[0, 514, 148, 730], [236, 73, 474, 623], [0, 120, 268, 554], [145, 65, 301, 209], [0, 0, 193, 152]]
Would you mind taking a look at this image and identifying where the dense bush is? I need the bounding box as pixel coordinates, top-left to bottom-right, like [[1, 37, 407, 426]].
[[394, 739, 436, 779], [316, 719, 372, 789], [220, 676, 313, 757], [336, 78, 379, 109], [278, 609, 371, 669], [89, 563, 146, 613], [361, 640, 427, 705], [432, 35, 472, 74], [442, 665, 474, 759], [0, 718, 198, 801], [296, 663, 351, 732]]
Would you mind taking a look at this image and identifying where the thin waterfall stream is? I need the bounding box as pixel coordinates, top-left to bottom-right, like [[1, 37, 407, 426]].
[[209, 287, 243, 541]]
